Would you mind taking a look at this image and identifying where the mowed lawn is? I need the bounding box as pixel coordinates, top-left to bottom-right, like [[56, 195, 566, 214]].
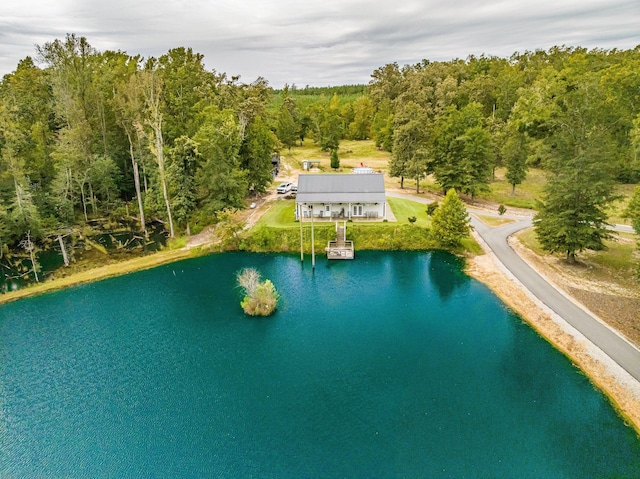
[[387, 197, 431, 227], [255, 199, 298, 228], [254, 197, 431, 228]]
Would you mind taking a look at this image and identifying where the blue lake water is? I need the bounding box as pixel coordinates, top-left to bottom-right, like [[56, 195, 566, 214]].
[[0, 251, 638, 478]]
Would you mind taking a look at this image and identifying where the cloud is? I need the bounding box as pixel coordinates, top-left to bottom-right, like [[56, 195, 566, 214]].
[[1, 0, 639, 87]]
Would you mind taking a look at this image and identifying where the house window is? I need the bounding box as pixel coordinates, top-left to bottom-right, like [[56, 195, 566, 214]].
[[353, 205, 363, 216], [325, 205, 330, 213]]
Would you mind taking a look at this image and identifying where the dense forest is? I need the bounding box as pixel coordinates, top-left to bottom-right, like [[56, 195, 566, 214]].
[[1, 34, 640, 274]]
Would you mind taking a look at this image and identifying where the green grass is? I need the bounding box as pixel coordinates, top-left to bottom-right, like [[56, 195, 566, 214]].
[[480, 168, 547, 209], [282, 139, 390, 172], [517, 228, 639, 287], [590, 233, 638, 272], [476, 215, 516, 227], [254, 199, 298, 228], [607, 183, 639, 225], [517, 228, 546, 255], [387, 197, 431, 227], [387, 168, 546, 210], [461, 237, 484, 255]]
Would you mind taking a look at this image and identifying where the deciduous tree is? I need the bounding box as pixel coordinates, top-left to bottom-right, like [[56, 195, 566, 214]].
[[532, 70, 618, 262], [390, 102, 430, 190]]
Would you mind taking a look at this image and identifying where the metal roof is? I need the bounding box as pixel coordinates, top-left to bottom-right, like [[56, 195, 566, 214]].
[[296, 174, 386, 203]]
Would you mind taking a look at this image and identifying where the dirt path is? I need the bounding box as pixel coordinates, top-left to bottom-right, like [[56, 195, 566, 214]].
[[186, 164, 300, 249]]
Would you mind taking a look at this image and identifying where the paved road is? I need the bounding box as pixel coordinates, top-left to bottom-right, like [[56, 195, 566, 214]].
[[388, 191, 640, 382]]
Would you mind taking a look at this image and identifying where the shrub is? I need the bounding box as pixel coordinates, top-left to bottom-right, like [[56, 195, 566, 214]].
[[237, 268, 279, 316], [408, 216, 417, 224], [426, 202, 439, 216], [498, 204, 507, 216]]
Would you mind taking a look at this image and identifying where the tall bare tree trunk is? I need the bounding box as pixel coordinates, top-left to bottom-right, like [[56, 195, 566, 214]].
[[154, 123, 174, 238], [89, 181, 97, 216], [24, 231, 39, 283], [142, 70, 174, 238], [58, 234, 69, 266], [79, 181, 88, 222], [125, 130, 146, 233]]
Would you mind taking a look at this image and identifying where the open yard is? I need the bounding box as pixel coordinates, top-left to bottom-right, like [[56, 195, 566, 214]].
[[387, 197, 431, 227], [254, 199, 298, 228]]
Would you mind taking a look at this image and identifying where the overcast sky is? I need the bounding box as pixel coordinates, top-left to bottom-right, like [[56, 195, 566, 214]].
[[1, 0, 639, 88]]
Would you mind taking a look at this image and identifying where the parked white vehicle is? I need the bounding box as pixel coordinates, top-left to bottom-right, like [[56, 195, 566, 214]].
[[277, 182, 292, 194]]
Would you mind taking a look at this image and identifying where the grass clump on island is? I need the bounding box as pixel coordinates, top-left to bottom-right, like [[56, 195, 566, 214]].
[[236, 268, 279, 316]]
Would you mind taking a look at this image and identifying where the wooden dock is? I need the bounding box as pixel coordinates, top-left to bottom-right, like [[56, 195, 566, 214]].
[[326, 222, 354, 260]]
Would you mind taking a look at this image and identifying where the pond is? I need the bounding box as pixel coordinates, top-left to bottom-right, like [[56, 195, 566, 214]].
[[0, 251, 638, 478]]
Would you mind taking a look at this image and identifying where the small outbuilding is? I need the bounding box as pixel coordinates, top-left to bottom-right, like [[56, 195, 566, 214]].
[[302, 160, 321, 171], [295, 173, 387, 221], [271, 153, 281, 177]]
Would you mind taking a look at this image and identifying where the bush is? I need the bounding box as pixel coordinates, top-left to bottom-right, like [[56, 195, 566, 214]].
[[408, 216, 417, 224], [237, 268, 279, 316], [426, 202, 439, 216], [498, 204, 507, 216]]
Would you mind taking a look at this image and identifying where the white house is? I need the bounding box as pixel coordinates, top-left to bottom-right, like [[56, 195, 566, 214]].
[[295, 174, 387, 221]]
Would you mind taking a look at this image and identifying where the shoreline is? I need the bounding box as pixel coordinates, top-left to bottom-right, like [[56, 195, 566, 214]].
[[466, 232, 640, 436], [0, 247, 199, 306]]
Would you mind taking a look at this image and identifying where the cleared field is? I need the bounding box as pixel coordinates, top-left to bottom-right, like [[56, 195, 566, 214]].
[[281, 139, 390, 173], [482, 168, 547, 209]]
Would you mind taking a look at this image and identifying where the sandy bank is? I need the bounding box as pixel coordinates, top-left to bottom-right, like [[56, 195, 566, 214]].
[[467, 235, 640, 436]]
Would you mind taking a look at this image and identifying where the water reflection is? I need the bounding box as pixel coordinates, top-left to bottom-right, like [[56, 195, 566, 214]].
[[427, 251, 470, 301]]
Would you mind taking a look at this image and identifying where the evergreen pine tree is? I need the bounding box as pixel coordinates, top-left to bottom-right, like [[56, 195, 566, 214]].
[[330, 149, 340, 170], [431, 189, 471, 247]]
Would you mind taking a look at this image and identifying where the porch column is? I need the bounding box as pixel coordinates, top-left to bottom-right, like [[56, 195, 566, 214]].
[[299, 203, 304, 262], [348, 202, 352, 220]]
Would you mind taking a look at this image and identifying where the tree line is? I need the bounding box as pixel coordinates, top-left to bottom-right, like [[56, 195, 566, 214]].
[[368, 47, 640, 261], [1, 36, 640, 265], [0, 34, 383, 258]]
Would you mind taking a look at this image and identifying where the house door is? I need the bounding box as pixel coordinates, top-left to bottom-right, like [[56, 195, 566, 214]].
[[353, 205, 363, 216]]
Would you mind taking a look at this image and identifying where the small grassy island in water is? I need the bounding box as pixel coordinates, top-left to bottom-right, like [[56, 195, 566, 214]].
[[236, 268, 279, 316]]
